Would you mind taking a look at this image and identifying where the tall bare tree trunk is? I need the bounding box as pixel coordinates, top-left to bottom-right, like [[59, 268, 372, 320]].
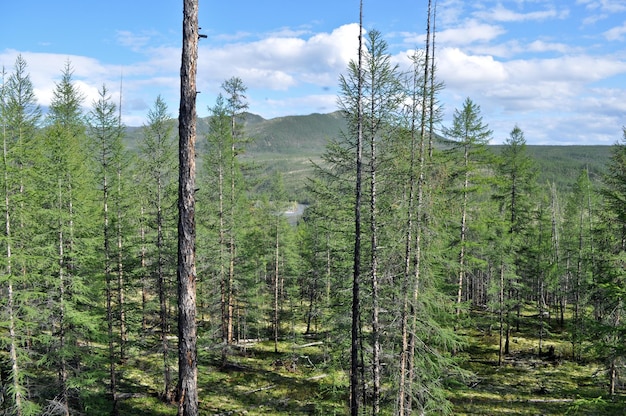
[[456, 144, 469, 318], [117, 79, 127, 363], [227, 122, 236, 346], [406, 3, 433, 413], [177, 0, 199, 414], [99, 152, 118, 414], [350, 2, 364, 415], [57, 180, 69, 416], [217, 142, 228, 362], [140, 204, 148, 335], [274, 219, 280, 353], [498, 261, 505, 366], [117, 162, 126, 362], [4, 131, 22, 416], [370, 111, 380, 416], [157, 176, 172, 400]]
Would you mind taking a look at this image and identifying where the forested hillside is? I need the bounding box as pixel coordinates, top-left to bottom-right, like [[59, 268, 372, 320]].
[[129, 113, 612, 200], [1, 28, 626, 416]]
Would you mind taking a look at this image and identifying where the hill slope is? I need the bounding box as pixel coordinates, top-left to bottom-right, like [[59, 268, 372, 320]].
[[125, 112, 612, 197]]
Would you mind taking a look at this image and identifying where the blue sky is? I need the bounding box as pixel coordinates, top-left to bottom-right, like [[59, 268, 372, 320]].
[[2, 0, 626, 144]]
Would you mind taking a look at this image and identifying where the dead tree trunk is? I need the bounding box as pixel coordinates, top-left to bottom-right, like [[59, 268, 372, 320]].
[[350, 2, 364, 415], [177, 0, 199, 414]]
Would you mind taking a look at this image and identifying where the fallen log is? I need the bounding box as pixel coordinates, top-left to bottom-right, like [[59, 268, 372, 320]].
[[293, 341, 324, 348], [244, 385, 276, 395]]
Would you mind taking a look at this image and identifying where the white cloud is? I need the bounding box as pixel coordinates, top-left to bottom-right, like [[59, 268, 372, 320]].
[[526, 40, 570, 53], [604, 22, 626, 40], [577, 0, 626, 13], [252, 93, 337, 118], [437, 20, 506, 46], [116, 30, 153, 51], [475, 4, 569, 22], [437, 47, 507, 86], [1, 23, 361, 125], [432, 42, 626, 144], [198, 23, 360, 91], [0, 49, 115, 106]]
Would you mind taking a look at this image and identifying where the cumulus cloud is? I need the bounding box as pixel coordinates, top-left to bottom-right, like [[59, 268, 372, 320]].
[[3, 4, 626, 145], [1, 23, 361, 124], [0, 49, 116, 107], [437, 20, 506, 46], [437, 47, 507, 86], [198, 23, 360, 91]]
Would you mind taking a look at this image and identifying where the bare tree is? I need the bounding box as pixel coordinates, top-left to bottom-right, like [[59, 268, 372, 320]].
[[177, 0, 199, 414], [350, 2, 364, 414]]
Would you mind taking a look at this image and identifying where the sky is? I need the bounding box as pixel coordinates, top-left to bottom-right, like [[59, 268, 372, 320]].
[[2, 0, 626, 145]]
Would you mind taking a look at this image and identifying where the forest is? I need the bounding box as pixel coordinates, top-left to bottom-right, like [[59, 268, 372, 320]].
[[2, 4, 626, 416]]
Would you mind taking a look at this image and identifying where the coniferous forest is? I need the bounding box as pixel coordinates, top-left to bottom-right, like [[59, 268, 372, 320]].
[[1, 2, 626, 415]]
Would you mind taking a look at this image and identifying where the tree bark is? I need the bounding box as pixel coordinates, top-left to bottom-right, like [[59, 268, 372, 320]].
[[350, 2, 364, 414], [370, 96, 380, 416], [274, 219, 280, 353], [177, 0, 199, 414], [456, 143, 469, 318], [117, 162, 127, 362]]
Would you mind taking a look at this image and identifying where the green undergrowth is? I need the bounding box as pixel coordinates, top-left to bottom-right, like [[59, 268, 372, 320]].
[[112, 338, 347, 415], [93, 307, 626, 415], [450, 308, 626, 415]]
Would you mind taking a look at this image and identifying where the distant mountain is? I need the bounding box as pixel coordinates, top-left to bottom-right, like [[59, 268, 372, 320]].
[[240, 111, 346, 154], [124, 111, 612, 197]]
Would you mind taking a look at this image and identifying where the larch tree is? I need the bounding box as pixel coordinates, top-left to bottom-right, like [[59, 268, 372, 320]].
[[493, 125, 537, 356], [222, 76, 248, 348], [0, 55, 42, 416], [39, 61, 95, 415], [358, 28, 405, 414], [198, 77, 250, 365], [442, 97, 492, 319], [348, 3, 364, 412], [88, 84, 124, 414], [563, 169, 596, 360], [594, 129, 626, 395], [138, 95, 177, 401]]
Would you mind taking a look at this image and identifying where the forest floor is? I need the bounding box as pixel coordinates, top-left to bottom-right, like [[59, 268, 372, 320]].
[[450, 308, 626, 415], [111, 310, 626, 415]]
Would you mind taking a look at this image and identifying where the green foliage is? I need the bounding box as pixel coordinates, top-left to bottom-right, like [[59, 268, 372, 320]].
[[1, 44, 626, 416]]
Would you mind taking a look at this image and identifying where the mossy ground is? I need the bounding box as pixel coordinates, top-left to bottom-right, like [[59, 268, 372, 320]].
[[450, 307, 626, 415], [97, 307, 626, 415]]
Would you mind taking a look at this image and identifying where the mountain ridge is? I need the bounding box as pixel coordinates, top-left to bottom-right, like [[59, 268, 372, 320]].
[[125, 111, 612, 196]]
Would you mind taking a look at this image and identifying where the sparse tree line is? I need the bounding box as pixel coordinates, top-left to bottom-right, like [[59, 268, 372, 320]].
[[0, 17, 625, 416]]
